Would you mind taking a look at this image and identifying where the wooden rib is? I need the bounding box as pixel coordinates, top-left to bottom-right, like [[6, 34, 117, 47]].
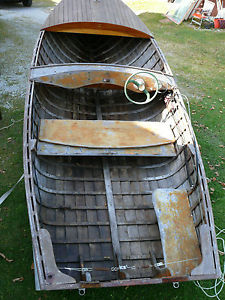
[[49, 237, 161, 245], [34, 158, 191, 183], [41, 220, 157, 227], [38, 32, 163, 70]]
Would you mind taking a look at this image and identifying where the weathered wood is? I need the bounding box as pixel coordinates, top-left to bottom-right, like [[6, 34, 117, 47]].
[[39, 120, 175, 148], [152, 189, 202, 276], [191, 224, 217, 276], [31, 63, 173, 90], [39, 229, 76, 284], [43, 0, 153, 38]]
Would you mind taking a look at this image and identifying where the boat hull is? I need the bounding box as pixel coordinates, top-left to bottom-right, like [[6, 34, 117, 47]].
[[23, 0, 220, 291]]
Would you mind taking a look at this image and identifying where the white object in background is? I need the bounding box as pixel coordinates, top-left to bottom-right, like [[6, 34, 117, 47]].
[[216, 0, 223, 11], [217, 8, 225, 18]]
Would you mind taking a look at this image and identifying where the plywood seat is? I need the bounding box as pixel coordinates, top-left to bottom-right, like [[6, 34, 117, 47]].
[[152, 189, 202, 276], [37, 119, 176, 157]]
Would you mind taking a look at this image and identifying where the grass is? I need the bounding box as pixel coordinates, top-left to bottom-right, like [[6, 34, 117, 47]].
[[124, 0, 169, 14], [0, 0, 60, 8], [0, 4, 225, 300]]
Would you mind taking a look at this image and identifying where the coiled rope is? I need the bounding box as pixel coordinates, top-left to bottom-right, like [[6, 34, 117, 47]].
[[194, 225, 225, 299]]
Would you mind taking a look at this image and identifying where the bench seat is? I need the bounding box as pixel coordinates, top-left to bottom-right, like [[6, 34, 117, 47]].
[[37, 119, 176, 157]]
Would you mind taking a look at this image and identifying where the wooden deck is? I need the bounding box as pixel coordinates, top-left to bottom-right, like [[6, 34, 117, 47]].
[[43, 0, 153, 38]]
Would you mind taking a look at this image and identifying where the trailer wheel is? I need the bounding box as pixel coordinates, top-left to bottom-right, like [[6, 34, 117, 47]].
[[22, 0, 32, 7]]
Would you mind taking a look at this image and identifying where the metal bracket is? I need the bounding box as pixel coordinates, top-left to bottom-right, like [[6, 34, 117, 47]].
[[173, 282, 180, 288], [111, 265, 136, 272], [155, 262, 164, 268], [60, 267, 93, 273], [30, 138, 37, 151], [78, 288, 86, 296]]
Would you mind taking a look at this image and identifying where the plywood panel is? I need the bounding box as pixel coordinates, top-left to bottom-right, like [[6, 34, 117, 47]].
[[39, 120, 175, 148], [152, 189, 202, 276]]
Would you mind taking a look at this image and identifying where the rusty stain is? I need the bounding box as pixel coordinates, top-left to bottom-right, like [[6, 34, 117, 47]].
[[39, 120, 175, 149], [152, 189, 202, 276], [155, 268, 171, 278], [119, 271, 126, 280], [39, 71, 172, 91], [80, 282, 101, 288], [40, 76, 49, 82], [162, 276, 188, 283]]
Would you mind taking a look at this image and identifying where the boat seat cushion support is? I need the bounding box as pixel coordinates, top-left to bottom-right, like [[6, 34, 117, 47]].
[[37, 119, 176, 157]]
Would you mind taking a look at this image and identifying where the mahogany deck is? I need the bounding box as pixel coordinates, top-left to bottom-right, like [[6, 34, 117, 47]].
[[43, 0, 153, 38]]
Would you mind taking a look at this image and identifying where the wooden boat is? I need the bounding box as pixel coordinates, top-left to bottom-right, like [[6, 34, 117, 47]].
[[23, 0, 220, 293]]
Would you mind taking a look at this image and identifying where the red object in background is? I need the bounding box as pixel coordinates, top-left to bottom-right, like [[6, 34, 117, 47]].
[[214, 18, 221, 27], [214, 18, 225, 28]]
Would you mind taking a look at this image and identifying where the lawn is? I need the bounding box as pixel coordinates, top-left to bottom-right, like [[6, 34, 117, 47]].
[[124, 0, 169, 14], [0, 2, 224, 300]]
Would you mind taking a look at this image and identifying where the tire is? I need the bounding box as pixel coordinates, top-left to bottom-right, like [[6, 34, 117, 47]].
[[22, 0, 32, 7]]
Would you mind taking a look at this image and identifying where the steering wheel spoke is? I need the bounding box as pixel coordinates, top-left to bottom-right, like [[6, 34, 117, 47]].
[[124, 71, 159, 105]]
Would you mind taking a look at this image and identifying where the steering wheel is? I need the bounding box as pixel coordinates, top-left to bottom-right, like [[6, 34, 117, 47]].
[[124, 71, 159, 105]]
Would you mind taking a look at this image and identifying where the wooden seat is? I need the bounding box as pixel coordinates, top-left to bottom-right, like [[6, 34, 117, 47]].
[[152, 189, 202, 276], [37, 119, 176, 157]]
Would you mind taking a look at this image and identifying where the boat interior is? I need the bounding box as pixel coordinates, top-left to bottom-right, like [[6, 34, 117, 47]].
[[28, 31, 211, 284]]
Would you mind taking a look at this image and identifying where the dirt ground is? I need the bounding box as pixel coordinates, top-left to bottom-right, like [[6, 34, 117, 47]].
[[0, 1, 58, 110]]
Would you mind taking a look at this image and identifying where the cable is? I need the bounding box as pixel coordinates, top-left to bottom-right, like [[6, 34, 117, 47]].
[[0, 118, 23, 131], [175, 92, 225, 299], [194, 225, 225, 300], [0, 174, 24, 205]]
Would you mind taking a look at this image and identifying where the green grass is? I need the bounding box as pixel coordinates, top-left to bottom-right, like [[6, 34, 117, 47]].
[[33, 0, 61, 8], [0, 7, 225, 300], [0, 0, 60, 8], [124, 0, 169, 13]]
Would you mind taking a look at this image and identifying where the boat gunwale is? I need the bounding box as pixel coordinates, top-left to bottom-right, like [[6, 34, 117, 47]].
[[23, 31, 46, 289]]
